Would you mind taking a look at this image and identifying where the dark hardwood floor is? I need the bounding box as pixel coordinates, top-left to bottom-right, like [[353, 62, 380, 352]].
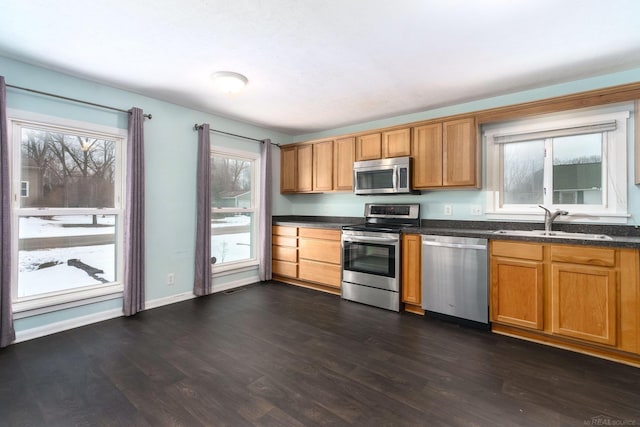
[[1, 281, 639, 426]]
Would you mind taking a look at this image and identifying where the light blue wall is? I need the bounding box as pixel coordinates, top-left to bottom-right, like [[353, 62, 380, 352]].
[[282, 68, 640, 225], [1, 55, 293, 335]]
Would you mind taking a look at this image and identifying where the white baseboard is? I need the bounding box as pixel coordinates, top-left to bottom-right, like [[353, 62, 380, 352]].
[[144, 291, 197, 310], [15, 308, 123, 343], [14, 277, 260, 343]]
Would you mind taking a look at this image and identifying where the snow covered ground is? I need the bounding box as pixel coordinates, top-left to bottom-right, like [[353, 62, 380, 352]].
[[18, 215, 115, 298], [18, 215, 251, 298]]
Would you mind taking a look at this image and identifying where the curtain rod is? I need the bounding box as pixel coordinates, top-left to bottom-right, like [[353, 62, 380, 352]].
[[6, 84, 153, 119], [194, 123, 279, 146]]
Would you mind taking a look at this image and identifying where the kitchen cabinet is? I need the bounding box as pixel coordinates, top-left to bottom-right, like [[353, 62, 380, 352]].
[[490, 241, 544, 330], [490, 240, 640, 365], [279, 145, 312, 193], [356, 133, 382, 161], [298, 227, 341, 289], [280, 146, 298, 193], [333, 136, 355, 191], [296, 144, 313, 192], [280, 142, 333, 193], [550, 245, 617, 346], [412, 117, 479, 189], [313, 140, 333, 192], [272, 226, 298, 278], [402, 234, 423, 314], [272, 225, 342, 295], [382, 128, 411, 158]]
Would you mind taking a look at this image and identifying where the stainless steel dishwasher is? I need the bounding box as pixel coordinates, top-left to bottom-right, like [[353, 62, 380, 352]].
[[421, 235, 489, 325]]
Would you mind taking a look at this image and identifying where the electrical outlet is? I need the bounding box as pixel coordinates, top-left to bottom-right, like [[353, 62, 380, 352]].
[[167, 273, 175, 286], [470, 205, 482, 216], [444, 204, 453, 216]]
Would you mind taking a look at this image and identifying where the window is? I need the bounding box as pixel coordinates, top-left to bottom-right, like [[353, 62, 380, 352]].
[[210, 147, 259, 270], [10, 112, 125, 308], [484, 105, 630, 222]]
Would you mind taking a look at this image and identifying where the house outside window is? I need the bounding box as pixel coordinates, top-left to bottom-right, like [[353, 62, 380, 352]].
[[10, 111, 125, 310], [484, 104, 630, 223], [210, 147, 259, 270]]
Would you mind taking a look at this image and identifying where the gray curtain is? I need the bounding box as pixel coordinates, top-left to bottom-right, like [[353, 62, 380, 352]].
[[194, 124, 212, 296], [0, 76, 15, 347], [123, 107, 145, 316], [259, 139, 273, 281]]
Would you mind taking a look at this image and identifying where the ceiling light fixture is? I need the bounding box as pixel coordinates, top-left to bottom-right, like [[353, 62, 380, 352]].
[[211, 71, 249, 94]]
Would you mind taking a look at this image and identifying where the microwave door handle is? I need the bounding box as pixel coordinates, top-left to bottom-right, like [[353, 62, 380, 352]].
[[392, 165, 398, 189]]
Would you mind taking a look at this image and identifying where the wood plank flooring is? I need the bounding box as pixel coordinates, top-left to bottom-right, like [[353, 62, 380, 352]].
[[1, 281, 640, 426]]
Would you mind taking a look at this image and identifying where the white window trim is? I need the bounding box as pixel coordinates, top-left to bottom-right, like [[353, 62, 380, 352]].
[[484, 106, 630, 224], [210, 145, 261, 272], [8, 109, 127, 310]]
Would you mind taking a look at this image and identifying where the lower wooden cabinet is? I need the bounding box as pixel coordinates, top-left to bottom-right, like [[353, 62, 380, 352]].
[[490, 240, 640, 366], [490, 241, 544, 330], [401, 234, 423, 314], [272, 225, 341, 295]]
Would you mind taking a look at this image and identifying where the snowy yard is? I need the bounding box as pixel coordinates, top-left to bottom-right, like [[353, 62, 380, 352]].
[[18, 214, 251, 297]]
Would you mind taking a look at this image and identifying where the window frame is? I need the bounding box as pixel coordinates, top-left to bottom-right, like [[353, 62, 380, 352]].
[[484, 105, 630, 223], [210, 145, 260, 273], [8, 109, 126, 315]]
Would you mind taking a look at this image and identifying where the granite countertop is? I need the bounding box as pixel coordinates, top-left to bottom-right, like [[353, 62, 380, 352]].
[[273, 216, 640, 249]]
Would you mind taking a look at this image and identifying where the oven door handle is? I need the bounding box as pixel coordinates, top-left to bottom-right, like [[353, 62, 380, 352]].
[[343, 236, 399, 244]]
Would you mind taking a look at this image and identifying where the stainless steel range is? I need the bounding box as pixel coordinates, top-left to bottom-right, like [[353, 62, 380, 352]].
[[341, 203, 420, 311]]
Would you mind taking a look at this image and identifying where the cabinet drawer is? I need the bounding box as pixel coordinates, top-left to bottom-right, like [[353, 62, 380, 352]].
[[273, 225, 297, 237], [298, 259, 341, 288], [298, 227, 341, 240], [551, 245, 615, 267], [299, 238, 341, 264], [273, 235, 297, 247], [272, 245, 297, 262], [273, 260, 297, 278], [492, 241, 543, 261]]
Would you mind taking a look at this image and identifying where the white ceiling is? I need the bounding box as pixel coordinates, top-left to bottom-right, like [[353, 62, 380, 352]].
[[1, 0, 640, 135]]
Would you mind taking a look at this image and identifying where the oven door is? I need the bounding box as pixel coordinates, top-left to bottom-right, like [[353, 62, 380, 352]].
[[341, 232, 400, 291]]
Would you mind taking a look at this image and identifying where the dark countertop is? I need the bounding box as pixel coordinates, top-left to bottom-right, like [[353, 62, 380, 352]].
[[273, 216, 640, 249]]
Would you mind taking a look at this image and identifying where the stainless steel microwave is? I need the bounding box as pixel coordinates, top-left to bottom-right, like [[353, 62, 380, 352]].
[[353, 156, 413, 195]]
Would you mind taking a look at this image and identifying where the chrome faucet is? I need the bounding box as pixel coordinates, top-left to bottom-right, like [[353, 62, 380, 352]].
[[538, 205, 568, 234]]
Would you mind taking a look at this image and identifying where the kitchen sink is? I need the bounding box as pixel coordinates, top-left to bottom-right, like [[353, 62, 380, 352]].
[[493, 229, 613, 241]]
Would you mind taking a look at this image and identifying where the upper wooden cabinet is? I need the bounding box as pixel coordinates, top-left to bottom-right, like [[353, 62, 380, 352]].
[[412, 123, 443, 188], [382, 128, 411, 158], [296, 144, 313, 192], [280, 146, 298, 193], [280, 142, 332, 193], [412, 117, 479, 189], [313, 140, 333, 192], [333, 136, 355, 191], [356, 133, 382, 161], [443, 118, 477, 187]]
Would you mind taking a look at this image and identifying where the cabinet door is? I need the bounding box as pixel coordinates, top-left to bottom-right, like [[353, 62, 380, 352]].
[[551, 264, 617, 346], [402, 234, 421, 305], [412, 123, 443, 188], [280, 146, 297, 193], [442, 117, 477, 187], [356, 133, 382, 161], [296, 144, 313, 192], [313, 140, 333, 191], [491, 257, 544, 330], [334, 136, 355, 191], [382, 128, 411, 158]]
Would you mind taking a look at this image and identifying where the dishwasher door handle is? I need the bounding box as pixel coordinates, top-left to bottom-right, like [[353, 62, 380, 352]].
[[422, 240, 487, 250]]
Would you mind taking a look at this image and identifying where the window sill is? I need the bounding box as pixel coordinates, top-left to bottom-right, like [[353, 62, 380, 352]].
[[13, 284, 124, 319], [212, 262, 259, 277]]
